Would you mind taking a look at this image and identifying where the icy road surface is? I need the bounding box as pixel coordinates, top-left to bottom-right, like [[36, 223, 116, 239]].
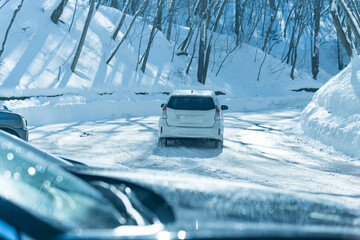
[[29, 107, 360, 208]]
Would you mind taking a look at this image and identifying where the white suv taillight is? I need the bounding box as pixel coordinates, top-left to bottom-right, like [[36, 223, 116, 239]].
[[215, 106, 220, 120], [162, 104, 167, 119]]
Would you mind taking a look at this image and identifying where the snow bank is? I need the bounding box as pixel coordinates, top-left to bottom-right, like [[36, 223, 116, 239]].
[[301, 56, 360, 158]]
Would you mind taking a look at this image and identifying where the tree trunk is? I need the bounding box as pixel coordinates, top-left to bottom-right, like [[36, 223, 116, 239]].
[[96, 0, 102, 10], [337, 35, 344, 70], [197, 0, 207, 84], [156, 0, 163, 31], [71, 0, 95, 72], [166, 0, 176, 41], [290, 1, 306, 79], [112, 0, 131, 40], [130, 0, 140, 14], [311, 0, 321, 80], [106, 0, 150, 64], [186, 26, 200, 74], [51, 0, 68, 24], [110, 0, 118, 9], [235, 0, 241, 45], [68, 0, 78, 32], [203, 0, 228, 83], [261, 0, 267, 36], [328, 0, 353, 57], [0, 0, 11, 10], [348, 0, 360, 27], [262, 0, 280, 51], [335, 0, 360, 46], [178, 0, 201, 52], [140, 0, 165, 73], [0, 0, 24, 59]]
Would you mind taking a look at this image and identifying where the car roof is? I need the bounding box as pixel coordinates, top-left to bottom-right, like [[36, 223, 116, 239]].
[[171, 90, 215, 97]]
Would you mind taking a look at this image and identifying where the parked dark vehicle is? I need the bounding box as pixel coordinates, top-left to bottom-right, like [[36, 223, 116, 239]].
[[0, 131, 359, 240], [0, 106, 28, 141]]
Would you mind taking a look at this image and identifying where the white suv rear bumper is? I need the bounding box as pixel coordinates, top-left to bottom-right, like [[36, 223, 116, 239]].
[[158, 118, 223, 140]]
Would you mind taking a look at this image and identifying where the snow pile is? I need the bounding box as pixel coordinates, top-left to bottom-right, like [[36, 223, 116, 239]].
[[301, 56, 360, 158]]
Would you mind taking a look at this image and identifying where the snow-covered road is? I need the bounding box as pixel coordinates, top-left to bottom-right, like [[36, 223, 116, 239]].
[[29, 107, 360, 208]]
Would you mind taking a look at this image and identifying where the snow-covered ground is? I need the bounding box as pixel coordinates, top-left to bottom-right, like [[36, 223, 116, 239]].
[[29, 105, 360, 210]]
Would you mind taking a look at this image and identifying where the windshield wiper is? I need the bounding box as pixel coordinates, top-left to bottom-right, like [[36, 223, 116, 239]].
[[91, 181, 159, 226]]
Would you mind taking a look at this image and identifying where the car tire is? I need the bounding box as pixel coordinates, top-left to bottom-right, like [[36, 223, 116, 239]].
[[158, 138, 167, 147]]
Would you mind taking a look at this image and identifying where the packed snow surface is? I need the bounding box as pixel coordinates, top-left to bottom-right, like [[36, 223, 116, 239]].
[[302, 56, 360, 158], [29, 107, 360, 210]]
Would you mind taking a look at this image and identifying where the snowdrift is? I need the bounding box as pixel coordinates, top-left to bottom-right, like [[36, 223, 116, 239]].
[[301, 57, 360, 157]]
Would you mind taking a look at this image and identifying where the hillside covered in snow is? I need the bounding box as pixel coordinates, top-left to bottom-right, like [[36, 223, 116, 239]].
[[0, 0, 325, 97]]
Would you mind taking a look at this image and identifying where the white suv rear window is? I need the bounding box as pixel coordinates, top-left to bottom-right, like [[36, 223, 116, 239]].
[[167, 96, 215, 110]]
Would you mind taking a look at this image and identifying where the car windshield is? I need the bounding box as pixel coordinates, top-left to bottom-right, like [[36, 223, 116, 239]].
[[2, 0, 360, 238], [0, 133, 122, 231], [167, 96, 216, 110]]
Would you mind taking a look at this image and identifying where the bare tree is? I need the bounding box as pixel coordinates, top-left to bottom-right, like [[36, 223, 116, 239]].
[[110, 0, 118, 9], [197, 0, 207, 84], [337, 35, 344, 69], [141, 0, 165, 73], [328, 0, 353, 57], [335, 0, 360, 46], [112, 0, 131, 40], [51, 0, 68, 24], [290, 1, 307, 79], [262, 0, 280, 51], [348, 0, 360, 27], [106, 0, 150, 64], [178, 0, 216, 54], [202, 0, 228, 83], [96, 0, 102, 10], [166, 0, 176, 41], [68, 0, 79, 32], [130, 0, 140, 14], [0, 0, 11, 10], [235, 0, 241, 45], [0, 0, 24, 59], [311, 0, 322, 80], [71, 0, 95, 72]]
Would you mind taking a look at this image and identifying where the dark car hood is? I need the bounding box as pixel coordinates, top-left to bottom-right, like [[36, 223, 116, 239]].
[[0, 110, 23, 128], [63, 165, 360, 239]]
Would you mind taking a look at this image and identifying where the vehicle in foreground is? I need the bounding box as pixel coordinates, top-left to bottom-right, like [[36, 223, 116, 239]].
[[0, 106, 28, 141], [158, 90, 228, 148], [0, 131, 174, 240], [1, 131, 360, 240]]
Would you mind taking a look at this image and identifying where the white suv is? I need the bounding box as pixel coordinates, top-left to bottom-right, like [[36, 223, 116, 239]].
[[158, 90, 228, 148]]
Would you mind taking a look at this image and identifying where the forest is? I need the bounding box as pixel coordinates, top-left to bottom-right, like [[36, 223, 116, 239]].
[[1, 0, 360, 85]]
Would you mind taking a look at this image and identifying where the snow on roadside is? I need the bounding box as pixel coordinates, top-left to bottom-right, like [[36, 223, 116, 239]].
[[301, 56, 360, 158], [2, 91, 316, 125]]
